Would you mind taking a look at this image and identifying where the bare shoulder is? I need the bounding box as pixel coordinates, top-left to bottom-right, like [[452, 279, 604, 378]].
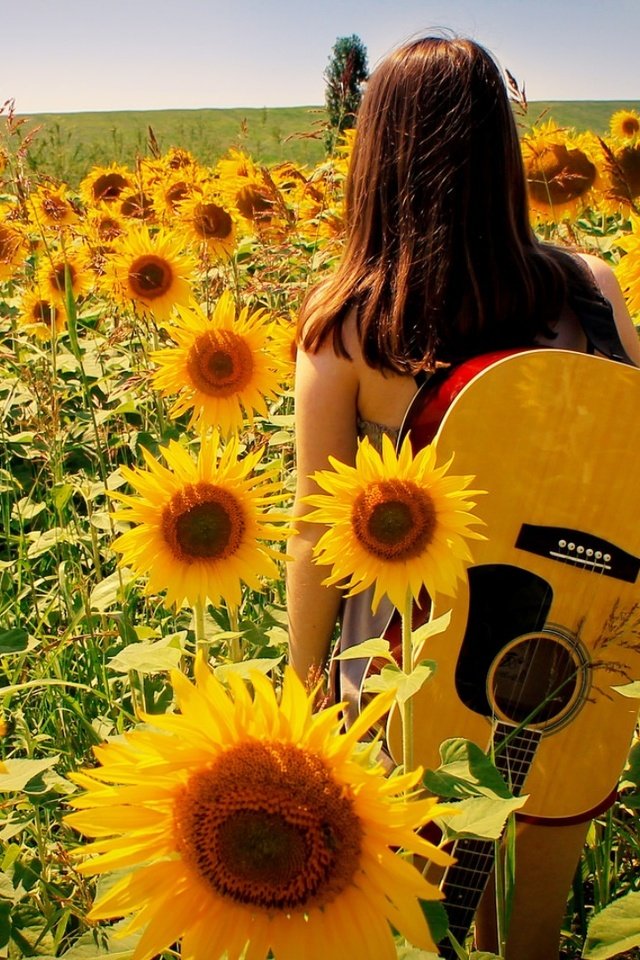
[[575, 253, 640, 365], [575, 252, 619, 297]]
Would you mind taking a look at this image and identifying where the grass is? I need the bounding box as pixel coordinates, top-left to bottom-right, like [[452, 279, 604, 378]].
[[16, 106, 328, 186], [14, 100, 640, 187]]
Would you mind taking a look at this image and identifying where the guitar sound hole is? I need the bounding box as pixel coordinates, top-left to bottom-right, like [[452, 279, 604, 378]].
[[490, 636, 578, 726]]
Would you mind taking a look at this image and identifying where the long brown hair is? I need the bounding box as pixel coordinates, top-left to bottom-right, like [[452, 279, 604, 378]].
[[299, 36, 570, 372]]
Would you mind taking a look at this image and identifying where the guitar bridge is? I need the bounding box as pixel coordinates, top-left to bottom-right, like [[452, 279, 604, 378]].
[[516, 524, 640, 583]]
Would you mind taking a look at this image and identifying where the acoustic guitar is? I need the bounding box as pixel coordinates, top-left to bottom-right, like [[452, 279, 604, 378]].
[[346, 349, 640, 954]]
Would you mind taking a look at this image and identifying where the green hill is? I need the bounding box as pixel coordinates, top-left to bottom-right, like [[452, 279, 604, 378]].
[[519, 100, 640, 134], [15, 106, 328, 185], [12, 101, 640, 187]]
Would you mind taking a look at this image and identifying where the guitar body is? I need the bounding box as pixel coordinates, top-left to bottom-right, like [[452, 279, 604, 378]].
[[384, 349, 640, 821]]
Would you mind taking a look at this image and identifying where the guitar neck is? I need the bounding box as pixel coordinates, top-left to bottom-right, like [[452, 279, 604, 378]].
[[438, 722, 542, 958]]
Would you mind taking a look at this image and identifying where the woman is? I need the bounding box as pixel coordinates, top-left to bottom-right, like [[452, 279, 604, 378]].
[[287, 36, 640, 960]]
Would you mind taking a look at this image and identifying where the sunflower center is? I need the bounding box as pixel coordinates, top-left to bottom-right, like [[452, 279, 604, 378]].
[[32, 300, 54, 325], [174, 740, 362, 911], [611, 145, 640, 199], [97, 217, 123, 242], [621, 116, 640, 138], [352, 479, 437, 560], [161, 482, 245, 562], [92, 173, 129, 202], [217, 810, 308, 887], [193, 201, 233, 240], [129, 255, 173, 299], [42, 196, 68, 221], [168, 149, 193, 169], [121, 192, 154, 220], [235, 184, 273, 221], [527, 144, 596, 205], [186, 330, 254, 397], [166, 182, 189, 209], [51, 262, 77, 294]]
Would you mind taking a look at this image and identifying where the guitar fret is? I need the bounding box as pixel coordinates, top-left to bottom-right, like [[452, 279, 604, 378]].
[[448, 862, 495, 877], [438, 722, 542, 958], [493, 722, 541, 795]]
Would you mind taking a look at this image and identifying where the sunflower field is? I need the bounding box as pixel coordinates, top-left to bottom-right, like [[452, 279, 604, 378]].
[[1, 95, 640, 960]]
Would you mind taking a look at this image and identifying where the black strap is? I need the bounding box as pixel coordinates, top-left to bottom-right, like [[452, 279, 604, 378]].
[[566, 256, 635, 365], [414, 369, 431, 387]]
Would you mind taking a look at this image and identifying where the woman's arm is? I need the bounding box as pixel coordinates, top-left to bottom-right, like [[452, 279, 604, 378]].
[[577, 253, 640, 365], [287, 336, 360, 682]]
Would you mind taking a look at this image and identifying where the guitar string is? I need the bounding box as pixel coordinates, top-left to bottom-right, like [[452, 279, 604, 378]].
[[450, 530, 611, 930], [442, 504, 611, 920], [441, 362, 636, 947], [442, 725, 540, 929], [360, 360, 621, 944]]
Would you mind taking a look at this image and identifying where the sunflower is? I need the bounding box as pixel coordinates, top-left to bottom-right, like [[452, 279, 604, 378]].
[[80, 163, 134, 206], [0, 219, 27, 281], [82, 203, 126, 252], [110, 432, 288, 608], [28, 182, 79, 231], [35, 244, 94, 308], [522, 121, 603, 222], [101, 226, 196, 322], [18, 287, 65, 339], [163, 146, 198, 171], [304, 433, 484, 612], [603, 141, 640, 211], [151, 291, 289, 436], [66, 654, 451, 960], [615, 214, 640, 313], [333, 127, 356, 178], [610, 109, 640, 142], [151, 169, 202, 222], [215, 149, 279, 230], [176, 191, 237, 258], [118, 189, 156, 222]]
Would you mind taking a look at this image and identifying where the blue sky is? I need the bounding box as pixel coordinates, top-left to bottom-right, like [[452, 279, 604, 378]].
[[4, 0, 640, 114]]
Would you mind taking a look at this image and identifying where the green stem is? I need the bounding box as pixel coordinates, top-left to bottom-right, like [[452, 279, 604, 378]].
[[228, 604, 241, 662], [401, 587, 414, 776], [193, 599, 208, 658]]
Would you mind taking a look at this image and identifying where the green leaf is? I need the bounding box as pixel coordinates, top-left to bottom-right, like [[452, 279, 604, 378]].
[[421, 898, 450, 944], [108, 636, 183, 675], [612, 680, 640, 698], [424, 738, 514, 800], [52, 482, 73, 511], [11, 498, 47, 522], [58, 920, 142, 959], [0, 628, 29, 655], [267, 430, 293, 446], [436, 794, 527, 840], [0, 898, 11, 949], [619, 740, 640, 791], [363, 661, 436, 705], [395, 946, 440, 959], [89, 568, 135, 612], [26, 527, 74, 558], [411, 610, 451, 658], [0, 758, 59, 792], [215, 657, 283, 681], [583, 891, 640, 959], [334, 637, 395, 663]]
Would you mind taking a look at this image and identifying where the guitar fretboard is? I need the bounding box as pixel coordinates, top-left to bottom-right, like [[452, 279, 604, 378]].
[[437, 722, 541, 959]]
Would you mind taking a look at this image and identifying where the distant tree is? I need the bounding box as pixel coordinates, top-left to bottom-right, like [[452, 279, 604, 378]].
[[324, 35, 368, 151]]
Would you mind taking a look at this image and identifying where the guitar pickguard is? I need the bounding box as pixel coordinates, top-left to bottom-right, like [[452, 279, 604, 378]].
[[456, 564, 552, 716]]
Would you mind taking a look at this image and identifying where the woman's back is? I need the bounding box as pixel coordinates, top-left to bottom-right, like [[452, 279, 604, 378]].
[[287, 34, 640, 960]]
